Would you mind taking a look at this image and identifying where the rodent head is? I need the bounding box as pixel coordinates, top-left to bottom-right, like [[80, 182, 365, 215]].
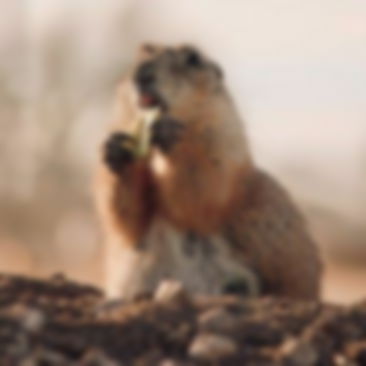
[[133, 44, 224, 112]]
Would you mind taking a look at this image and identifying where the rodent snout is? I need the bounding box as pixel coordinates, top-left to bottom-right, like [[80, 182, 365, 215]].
[[135, 61, 156, 89], [134, 61, 163, 109]]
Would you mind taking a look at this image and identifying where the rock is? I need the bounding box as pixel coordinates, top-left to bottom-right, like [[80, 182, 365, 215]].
[[81, 348, 121, 366], [284, 343, 319, 366], [21, 308, 45, 332], [188, 333, 238, 360], [159, 359, 194, 366], [154, 280, 187, 304], [198, 307, 239, 334], [333, 354, 356, 366], [356, 349, 366, 365], [6, 304, 45, 332], [0, 274, 365, 365]]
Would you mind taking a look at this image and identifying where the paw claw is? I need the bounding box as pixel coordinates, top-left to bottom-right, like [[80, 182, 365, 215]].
[[104, 133, 136, 174], [151, 117, 185, 153]]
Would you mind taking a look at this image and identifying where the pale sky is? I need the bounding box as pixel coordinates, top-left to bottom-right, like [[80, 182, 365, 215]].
[[1, 0, 366, 222]]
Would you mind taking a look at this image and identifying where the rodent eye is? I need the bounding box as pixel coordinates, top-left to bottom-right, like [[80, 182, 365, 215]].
[[184, 50, 202, 67]]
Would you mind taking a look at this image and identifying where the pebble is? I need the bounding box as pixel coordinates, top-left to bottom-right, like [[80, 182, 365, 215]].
[[188, 333, 238, 360], [160, 359, 194, 366], [198, 307, 239, 334], [284, 343, 319, 366], [154, 280, 187, 304], [22, 308, 45, 332]]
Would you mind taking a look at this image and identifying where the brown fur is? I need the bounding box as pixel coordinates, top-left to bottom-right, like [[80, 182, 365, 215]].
[[96, 160, 154, 245], [95, 45, 322, 300]]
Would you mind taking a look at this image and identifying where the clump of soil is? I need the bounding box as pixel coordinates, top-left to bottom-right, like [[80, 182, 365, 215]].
[[0, 274, 365, 365]]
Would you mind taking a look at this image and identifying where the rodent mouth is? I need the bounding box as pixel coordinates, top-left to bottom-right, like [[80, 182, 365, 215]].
[[134, 61, 167, 110], [137, 87, 167, 111], [139, 89, 162, 108]]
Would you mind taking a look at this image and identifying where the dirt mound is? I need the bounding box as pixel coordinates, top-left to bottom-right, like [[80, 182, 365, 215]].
[[0, 274, 365, 365]]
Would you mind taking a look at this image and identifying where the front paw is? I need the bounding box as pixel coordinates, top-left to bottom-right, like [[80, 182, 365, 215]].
[[103, 132, 136, 174], [151, 117, 185, 153]]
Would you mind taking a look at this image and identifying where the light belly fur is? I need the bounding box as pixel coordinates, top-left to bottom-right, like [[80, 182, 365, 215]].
[[105, 217, 259, 299]]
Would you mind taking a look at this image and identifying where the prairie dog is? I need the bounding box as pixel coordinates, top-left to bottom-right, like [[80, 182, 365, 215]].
[[95, 44, 322, 300]]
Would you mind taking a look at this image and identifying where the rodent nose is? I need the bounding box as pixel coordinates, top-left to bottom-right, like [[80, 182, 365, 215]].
[[135, 61, 156, 87]]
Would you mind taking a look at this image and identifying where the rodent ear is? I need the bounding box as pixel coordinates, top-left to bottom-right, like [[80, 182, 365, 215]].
[[181, 46, 203, 68], [138, 43, 157, 60]]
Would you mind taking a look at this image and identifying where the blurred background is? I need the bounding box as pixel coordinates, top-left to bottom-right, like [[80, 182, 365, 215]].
[[0, 0, 365, 304]]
